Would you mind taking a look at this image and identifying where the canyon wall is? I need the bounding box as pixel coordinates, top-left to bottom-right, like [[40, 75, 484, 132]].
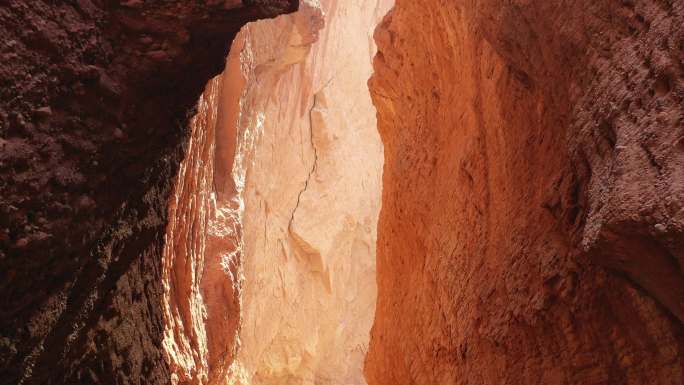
[[366, 1, 684, 384], [228, 1, 391, 384], [161, 60, 245, 384], [0, 1, 296, 384]]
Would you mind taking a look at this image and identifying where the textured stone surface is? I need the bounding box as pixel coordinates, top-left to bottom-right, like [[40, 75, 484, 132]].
[[366, 1, 684, 384], [0, 1, 296, 384], [225, 1, 391, 384]]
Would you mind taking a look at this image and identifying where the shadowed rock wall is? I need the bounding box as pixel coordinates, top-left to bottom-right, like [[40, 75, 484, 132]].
[[0, 1, 296, 384]]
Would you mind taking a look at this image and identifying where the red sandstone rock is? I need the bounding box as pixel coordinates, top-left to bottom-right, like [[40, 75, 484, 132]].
[[365, 1, 684, 384]]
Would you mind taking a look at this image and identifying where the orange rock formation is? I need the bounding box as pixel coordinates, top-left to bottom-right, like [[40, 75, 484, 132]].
[[366, 1, 684, 384]]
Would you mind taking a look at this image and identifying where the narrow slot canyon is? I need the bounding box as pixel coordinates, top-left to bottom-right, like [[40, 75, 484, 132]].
[[163, 1, 389, 383], [1, 1, 683, 385]]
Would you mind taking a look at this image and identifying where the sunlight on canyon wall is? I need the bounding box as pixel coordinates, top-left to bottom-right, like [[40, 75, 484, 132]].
[[161, 1, 391, 384], [228, 1, 392, 384]]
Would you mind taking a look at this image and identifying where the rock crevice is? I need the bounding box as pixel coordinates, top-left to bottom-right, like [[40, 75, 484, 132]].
[[289, 88, 324, 235]]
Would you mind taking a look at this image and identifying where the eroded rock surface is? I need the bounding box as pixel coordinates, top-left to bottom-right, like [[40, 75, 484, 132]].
[[0, 1, 296, 384], [366, 1, 684, 384], [224, 1, 391, 384]]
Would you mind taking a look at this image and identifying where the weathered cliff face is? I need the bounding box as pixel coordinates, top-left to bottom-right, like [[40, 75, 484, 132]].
[[0, 1, 296, 384], [227, 1, 391, 384], [366, 1, 684, 384]]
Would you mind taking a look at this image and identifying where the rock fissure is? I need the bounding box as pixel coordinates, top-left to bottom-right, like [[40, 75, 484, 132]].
[[288, 91, 321, 235]]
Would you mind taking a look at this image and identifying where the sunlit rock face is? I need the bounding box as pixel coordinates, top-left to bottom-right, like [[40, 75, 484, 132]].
[[224, 1, 392, 384], [366, 1, 684, 384], [162, 51, 247, 384]]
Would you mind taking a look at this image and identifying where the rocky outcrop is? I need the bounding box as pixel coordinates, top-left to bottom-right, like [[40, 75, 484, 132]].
[[366, 1, 684, 384], [224, 1, 391, 384], [0, 1, 296, 384]]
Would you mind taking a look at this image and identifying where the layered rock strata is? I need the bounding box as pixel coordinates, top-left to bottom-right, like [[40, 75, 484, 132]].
[[366, 1, 684, 384], [0, 1, 296, 384]]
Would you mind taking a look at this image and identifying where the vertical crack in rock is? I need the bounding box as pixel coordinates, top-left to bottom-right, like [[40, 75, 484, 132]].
[[287, 76, 334, 234], [288, 90, 322, 233]]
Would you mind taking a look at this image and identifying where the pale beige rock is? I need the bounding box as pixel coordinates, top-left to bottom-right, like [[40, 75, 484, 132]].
[[226, 1, 392, 384]]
